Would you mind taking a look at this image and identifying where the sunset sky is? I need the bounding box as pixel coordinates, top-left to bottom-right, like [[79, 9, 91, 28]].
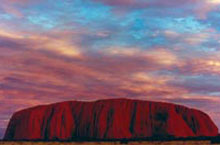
[[0, 0, 220, 138]]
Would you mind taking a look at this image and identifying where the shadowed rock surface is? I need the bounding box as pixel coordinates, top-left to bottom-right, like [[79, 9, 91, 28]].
[[4, 98, 219, 140]]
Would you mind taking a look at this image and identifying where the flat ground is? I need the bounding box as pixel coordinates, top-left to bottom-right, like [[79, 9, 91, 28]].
[[0, 141, 219, 145]]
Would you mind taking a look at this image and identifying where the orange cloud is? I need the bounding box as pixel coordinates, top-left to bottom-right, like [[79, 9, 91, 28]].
[[0, 28, 82, 57], [183, 56, 220, 75], [103, 47, 182, 67]]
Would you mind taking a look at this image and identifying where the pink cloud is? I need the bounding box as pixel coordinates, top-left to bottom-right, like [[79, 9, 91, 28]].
[[93, 0, 196, 8], [178, 55, 220, 75], [92, 0, 220, 19], [0, 0, 42, 18], [1, 4, 23, 18]]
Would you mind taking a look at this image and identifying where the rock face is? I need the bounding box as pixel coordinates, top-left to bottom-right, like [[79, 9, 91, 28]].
[[4, 98, 219, 140]]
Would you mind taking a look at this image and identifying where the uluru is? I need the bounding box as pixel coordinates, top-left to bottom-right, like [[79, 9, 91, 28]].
[[4, 98, 219, 141]]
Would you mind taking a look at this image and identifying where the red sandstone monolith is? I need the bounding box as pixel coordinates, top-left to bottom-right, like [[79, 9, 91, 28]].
[[4, 98, 219, 140]]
